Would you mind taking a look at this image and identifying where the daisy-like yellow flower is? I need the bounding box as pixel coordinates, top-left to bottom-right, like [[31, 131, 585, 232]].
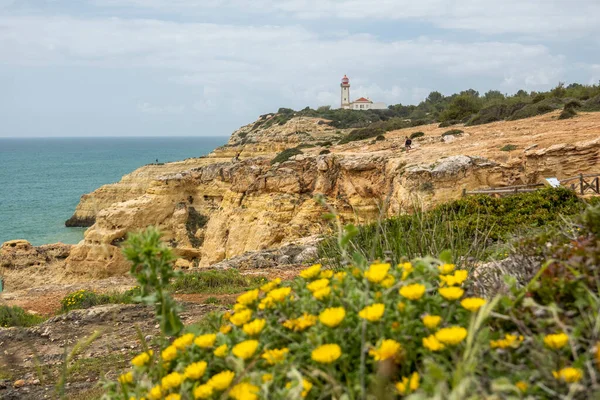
[[229, 382, 260, 400], [490, 334, 522, 349], [319, 270, 334, 279], [262, 347, 289, 365], [232, 340, 259, 360], [283, 313, 317, 332], [233, 303, 248, 312], [319, 307, 346, 328], [165, 394, 181, 400], [553, 367, 583, 383], [544, 333, 569, 350], [236, 289, 259, 306], [230, 309, 253, 326], [267, 287, 292, 302], [194, 333, 217, 348], [147, 385, 162, 400], [193, 384, 213, 399], [422, 334, 445, 351], [260, 278, 281, 293], [334, 271, 347, 281], [398, 262, 413, 280], [206, 370, 235, 391], [364, 263, 391, 283], [118, 371, 133, 384], [262, 373, 273, 383], [161, 372, 183, 391], [161, 345, 177, 362], [421, 315, 442, 329], [359, 303, 385, 322], [438, 286, 464, 301], [131, 350, 153, 367], [399, 283, 426, 300], [380, 274, 395, 288], [409, 372, 420, 391], [172, 333, 195, 350], [460, 297, 486, 312], [439, 270, 468, 286], [515, 381, 528, 392], [243, 319, 266, 336], [435, 326, 468, 345], [395, 372, 419, 395], [286, 379, 313, 398], [369, 339, 402, 362], [184, 361, 207, 380], [397, 302, 406, 312], [300, 264, 321, 279], [438, 263, 455, 274], [220, 325, 232, 334], [214, 344, 229, 357], [313, 286, 331, 300], [306, 278, 329, 293], [311, 344, 342, 364], [595, 342, 600, 368], [351, 267, 361, 277], [258, 296, 274, 310]]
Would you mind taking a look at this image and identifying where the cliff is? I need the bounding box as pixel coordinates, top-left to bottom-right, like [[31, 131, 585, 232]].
[[62, 111, 600, 276]]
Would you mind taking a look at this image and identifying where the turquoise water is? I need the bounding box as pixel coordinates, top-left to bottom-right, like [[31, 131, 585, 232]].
[[0, 137, 227, 246]]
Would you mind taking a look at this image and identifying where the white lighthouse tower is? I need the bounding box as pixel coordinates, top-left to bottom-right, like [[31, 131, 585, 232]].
[[340, 75, 351, 109]]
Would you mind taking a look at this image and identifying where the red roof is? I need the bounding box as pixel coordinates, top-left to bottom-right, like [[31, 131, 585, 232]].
[[354, 97, 372, 103]]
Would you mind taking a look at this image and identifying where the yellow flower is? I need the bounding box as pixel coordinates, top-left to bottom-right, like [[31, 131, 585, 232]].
[[131, 350, 153, 367], [553, 367, 583, 383], [214, 344, 229, 357], [351, 267, 361, 277], [421, 315, 442, 329], [147, 385, 162, 400], [161, 372, 183, 391], [359, 303, 385, 322], [161, 346, 177, 362], [398, 262, 413, 280], [194, 384, 214, 399], [301, 379, 312, 398], [364, 263, 391, 283], [262, 347, 289, 365], [395, 377, 409, 395], [595, 342, 600, 368], [260, 278, 281, 292], [439, 270, 468, 286], [422, 334, 445, 351], [220, 325, 232, 334], [515, 381, 528, 392], [194, 333, 217, 348], [334, 271, 347, 281], [267, 287, 292, 302], [369, 339, 402, 362], [409, 372, 420, 391], [397, 302, 406, 312], [223, 312, 232, 321], [544, 333, 569, 350], [319, 270, 334, 279], [381, 274, 395, 288], [438, 263, 455, 274], [236, 289, 259, 306], [165, 394, 181, 400], [230, 309, 253, 326], [313, 286, 331, 300], [233, 303, 248, 312], [319, 307, 346, 328], [311, 344, 342, 364], [300, 264, 321, 279], [435, 326, 468, 345], [243, 319, 266, 336], [232, 340, 259, 360], [262, 373, 273, 383], [438, 286, 464, 300], [306, 278, 329, 293], [118, 371, 133, 384], [258, 296, 274, 310], [283, 313, 317, 332], [184, 361, 207, 380], [399, 283, 426, 300], [490, 334, 522, 349], [229, 382, 260, 400], [173, 333, 195, 350], [207, 370, 235, 391], [460, 297, 486, 312]]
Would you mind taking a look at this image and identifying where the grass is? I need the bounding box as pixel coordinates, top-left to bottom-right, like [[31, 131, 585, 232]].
[[500, 144, 517, 151], [60, 288, 139, 313], [441, 129, 463, 137], [0, 305, 47, 327], [169, 269, 266, 294], [270, 148, 303, 165]]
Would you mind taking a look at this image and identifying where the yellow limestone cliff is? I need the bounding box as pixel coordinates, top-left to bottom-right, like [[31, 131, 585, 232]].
[[64, 111, 600, 276]]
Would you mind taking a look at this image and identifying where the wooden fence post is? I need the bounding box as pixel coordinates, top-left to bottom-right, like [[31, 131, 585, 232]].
[[580, 173, 584, 195]]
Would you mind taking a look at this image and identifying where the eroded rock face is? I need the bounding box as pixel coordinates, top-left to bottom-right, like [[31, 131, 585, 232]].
[[0, 240, 72, 270]]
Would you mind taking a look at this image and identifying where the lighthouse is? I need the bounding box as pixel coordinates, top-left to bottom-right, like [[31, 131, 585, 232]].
[[340, 75, 350, 109]]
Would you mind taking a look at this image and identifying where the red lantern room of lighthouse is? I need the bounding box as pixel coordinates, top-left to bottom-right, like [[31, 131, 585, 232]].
[[340, 75, 351, 108]]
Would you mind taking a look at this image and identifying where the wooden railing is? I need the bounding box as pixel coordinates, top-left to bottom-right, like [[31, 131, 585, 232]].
[[560, 173, 600, 195], [462, 173, 600, 197]]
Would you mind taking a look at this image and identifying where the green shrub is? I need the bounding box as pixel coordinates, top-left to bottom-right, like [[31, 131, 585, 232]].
[[169, 269, 266, 294], [319, 149, 331, 155], [338, 127, 385, 144], [60, 287, 140, 313], [441, 129, 463, 137], [558, 108, 577, 120], [508, 97, 563, 121], [0, 305, 46, 327], [375, 135, 385, 141], [500, 144, 517, 151], [467, 103, 527, 126], [270, 148, 303, 164], [410, 131, 425, 139], [438, 120, 459, 128], [581, 94, 600, 111], [439, 94, 481, 123], [531, 93, 546, 103]]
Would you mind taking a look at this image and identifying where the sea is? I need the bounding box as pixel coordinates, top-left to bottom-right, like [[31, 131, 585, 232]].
[[0, 137, 227, 246]]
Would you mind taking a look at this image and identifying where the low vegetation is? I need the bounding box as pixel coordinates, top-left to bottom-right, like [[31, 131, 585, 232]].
[[409, 131, 425, 139], [170, 269, 266, 295], [500, 144, 517, 151], [270, 148, 303, 165], [441, 129, 463, 137], [0, 305, 46, 327], [60, 288, 139, 313]]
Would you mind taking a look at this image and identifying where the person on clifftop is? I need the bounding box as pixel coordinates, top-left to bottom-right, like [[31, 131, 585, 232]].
[[404, 136, 412, 152]]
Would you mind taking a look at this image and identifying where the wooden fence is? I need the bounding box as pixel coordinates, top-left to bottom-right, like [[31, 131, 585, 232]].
[[462, 173, 600, 197]]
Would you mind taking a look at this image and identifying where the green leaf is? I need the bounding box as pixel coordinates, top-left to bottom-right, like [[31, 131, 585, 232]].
[[439, 249, 453, 264]]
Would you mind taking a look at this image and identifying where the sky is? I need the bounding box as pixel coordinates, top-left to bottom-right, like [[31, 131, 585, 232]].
[[1, 0, 599, 137]]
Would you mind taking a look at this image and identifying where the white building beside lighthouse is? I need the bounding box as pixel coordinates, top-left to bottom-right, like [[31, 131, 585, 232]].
[[340, 75, 387, 110]]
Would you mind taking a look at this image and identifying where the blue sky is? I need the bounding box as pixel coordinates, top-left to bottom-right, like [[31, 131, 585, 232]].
[[1, 0, 599, 137]]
